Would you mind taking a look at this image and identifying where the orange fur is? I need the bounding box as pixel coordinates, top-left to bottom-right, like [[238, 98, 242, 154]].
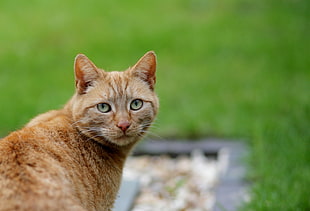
[[0, 51, 159, 211]]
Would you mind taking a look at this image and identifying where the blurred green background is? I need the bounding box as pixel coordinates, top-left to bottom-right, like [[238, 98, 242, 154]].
[[0, 0, 309, 209]]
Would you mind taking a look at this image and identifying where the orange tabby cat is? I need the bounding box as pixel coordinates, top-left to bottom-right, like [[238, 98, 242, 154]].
[[0, 51, 159, 211]]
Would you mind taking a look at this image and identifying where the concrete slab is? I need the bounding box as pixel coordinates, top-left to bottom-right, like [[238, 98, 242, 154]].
[[113, 179, 140, 211]]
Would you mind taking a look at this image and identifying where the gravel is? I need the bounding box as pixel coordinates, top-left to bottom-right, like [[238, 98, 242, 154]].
[[123, 149, 228, 211]]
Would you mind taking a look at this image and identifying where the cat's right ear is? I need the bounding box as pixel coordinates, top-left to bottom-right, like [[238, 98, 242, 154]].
[[74, 54, 101, 94]]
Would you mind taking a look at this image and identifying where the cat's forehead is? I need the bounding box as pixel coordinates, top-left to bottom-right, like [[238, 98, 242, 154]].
[[95, 70, 148, 100], [108, 70, 126, 78], [104, 71, 130, 90]]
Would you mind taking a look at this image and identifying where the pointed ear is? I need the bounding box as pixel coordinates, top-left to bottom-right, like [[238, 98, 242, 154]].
[[74, 54, 101, 94], [131, 51, 157, 90]]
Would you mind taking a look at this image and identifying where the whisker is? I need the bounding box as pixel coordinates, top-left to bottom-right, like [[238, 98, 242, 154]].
[[71, 119, 84, 127], [141, 130, 164, 140]]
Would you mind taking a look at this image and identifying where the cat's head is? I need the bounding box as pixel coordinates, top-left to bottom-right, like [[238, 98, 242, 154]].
[[69, 51, 159, 147]]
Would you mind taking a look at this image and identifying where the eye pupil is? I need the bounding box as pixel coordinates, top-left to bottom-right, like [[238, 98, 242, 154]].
[[130, 99, 143, 111], [97, 103, 111, 113]]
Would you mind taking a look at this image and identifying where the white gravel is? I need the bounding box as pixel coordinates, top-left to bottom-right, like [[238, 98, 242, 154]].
[[123, 149, 228, 211]]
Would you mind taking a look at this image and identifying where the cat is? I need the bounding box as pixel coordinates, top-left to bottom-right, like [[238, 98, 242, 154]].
[[0, 51, 159, 211]]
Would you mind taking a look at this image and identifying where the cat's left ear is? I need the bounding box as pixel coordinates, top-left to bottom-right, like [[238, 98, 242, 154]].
[[74, 54, 101, 94], [131, 51, 157, 90]]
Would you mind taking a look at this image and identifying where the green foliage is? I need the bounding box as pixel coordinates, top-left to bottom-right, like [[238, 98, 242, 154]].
[[0, 0, 309, 210]]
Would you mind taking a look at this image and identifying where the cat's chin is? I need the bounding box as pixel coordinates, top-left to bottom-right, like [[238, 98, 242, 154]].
[[105, 135, 139, 147]]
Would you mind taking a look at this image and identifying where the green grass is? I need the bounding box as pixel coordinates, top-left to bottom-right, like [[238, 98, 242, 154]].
[[0, 0, 309, 210]]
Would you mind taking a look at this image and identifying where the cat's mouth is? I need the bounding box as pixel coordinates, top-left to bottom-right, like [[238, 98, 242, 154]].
[[107, 134, 136, 146]]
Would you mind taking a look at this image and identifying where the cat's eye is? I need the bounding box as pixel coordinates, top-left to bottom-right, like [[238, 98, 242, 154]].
[[130, 99, 143, 111], [97, 103, 111, 113]]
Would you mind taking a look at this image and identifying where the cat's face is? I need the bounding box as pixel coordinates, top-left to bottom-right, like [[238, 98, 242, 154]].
[[70, 52, 159, 146]]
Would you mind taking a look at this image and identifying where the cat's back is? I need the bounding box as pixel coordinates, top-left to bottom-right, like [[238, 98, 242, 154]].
[[0, 110, 72, 159], [0, 112, 86, 211]]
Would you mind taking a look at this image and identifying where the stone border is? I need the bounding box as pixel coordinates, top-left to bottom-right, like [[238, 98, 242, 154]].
[[113, 179, 140, 211]]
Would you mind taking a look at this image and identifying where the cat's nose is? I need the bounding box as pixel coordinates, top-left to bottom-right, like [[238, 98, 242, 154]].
[[117, 121, 131, 133]]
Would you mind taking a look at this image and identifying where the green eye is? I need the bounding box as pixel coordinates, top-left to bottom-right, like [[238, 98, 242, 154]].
[[97, 103, 111, 113], [130, 99, 143, 111]]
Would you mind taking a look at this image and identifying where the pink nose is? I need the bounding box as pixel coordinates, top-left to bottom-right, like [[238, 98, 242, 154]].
[[117, 121, 131, 132]]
